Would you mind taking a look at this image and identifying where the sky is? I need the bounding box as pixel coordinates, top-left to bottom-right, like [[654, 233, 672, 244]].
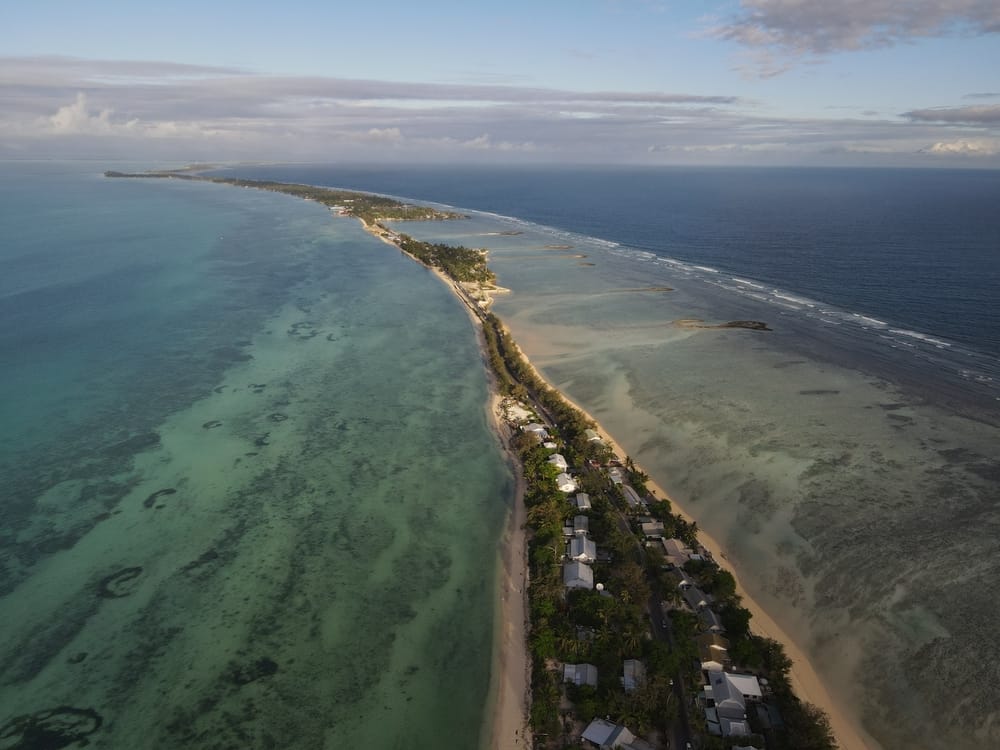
[[2, 0, 999, 166]]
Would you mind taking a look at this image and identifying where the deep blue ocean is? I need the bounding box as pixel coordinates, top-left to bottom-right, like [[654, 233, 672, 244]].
[[219, 165, 1000, 359]]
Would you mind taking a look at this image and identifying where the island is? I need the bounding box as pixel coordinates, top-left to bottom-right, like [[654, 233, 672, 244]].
[[107, 169, 838, 750]]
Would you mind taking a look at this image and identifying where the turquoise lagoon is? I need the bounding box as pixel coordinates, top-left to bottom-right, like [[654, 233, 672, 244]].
[[0, 164, 512, 748]]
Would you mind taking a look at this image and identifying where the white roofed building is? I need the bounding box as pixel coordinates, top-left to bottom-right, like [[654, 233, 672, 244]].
[[556, 473, 577, 493], [548, 453, 569, 471], [575, 493, 592, 510], [569, 536, 597, 563]]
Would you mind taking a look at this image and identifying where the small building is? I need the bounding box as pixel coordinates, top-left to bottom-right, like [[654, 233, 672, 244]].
[[564, 662, 599, 687], [543, 441, 558, 450], [569, 536, 597, 563], [575, 493, 592, 510], [608, 467, 624, 485], [696, 633, 732, 672], [726, 673, 763, 702], [523, 423, 550, 440], [660, 538, 693, 568], [699, 608, 725, 634], [563, 561, 594, 590], [581, 719, 636, 749], [573, 515, 590, 535], [640, 520, 665, 539], [556, 473, 577, 493], [622, 485, 643, 508], [548, 453, 569, 471], [622, 659, 646, 693]]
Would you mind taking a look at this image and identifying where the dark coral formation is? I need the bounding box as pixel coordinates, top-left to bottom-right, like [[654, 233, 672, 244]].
[[142, 488, 176, 509], [96, 567, 143, 598], [227, 657, 278, 686], [0, 706, 102, 749]]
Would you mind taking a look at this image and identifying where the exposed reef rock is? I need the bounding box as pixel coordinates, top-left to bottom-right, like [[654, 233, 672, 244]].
[[675, 318, 771, 331]]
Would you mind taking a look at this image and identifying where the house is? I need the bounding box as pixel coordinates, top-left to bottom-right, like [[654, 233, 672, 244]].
[[640, 520, 665, 539], [608, 467, 624, 485], [573, 515, 590, 535], [548, 453, 569, 471], [556, 473, 577, 493], [699, 608, 725, 634], [581, 719, 635, 749], [564, 663, 599, 687], [696, 633, 732, 672], [584, 428, 602, 442], [622, 659, 646, 693], [683, 585, 712, 612], [704, 672, 762, 736], [726, 673, 763, 702], [563, 561, 594, 589], [569, 536, 597, 563], [575, 493, 592, 510], [622, 485, 643, 508], [554, 470, 576, 492], [660, 538, 693, 568], [523, 423, 550, 440], [543, 441, 558, 450]]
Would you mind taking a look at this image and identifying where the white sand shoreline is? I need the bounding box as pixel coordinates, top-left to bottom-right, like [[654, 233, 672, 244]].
[[357, 217, 533, 749], [358, 212, 874, 750], [503, 336, 879, 750]]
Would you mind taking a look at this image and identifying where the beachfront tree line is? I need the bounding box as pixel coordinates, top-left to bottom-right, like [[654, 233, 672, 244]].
[[107, 169, 838, 750], [479, 310, 836, 749]]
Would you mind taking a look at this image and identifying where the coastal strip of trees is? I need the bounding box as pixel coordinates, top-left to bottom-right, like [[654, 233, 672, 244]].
[[107, 169, 838, 750]]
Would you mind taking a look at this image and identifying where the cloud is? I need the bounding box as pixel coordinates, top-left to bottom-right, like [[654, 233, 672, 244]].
[[48, 93, 115, 134], [3, 55, 999, 166], [963, 92, 1000, 100], [904, 104, 1000, 125], [710, 0, 1000, 72], [923, 138, 1000, 155]]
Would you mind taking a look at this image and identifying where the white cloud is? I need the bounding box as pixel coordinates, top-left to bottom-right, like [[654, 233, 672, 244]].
[[48, 93, 115, 134], [924, 138, 1000, 155]]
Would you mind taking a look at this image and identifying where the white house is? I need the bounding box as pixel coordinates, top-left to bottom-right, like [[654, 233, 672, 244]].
[[569, 536, 597, 564], [563, 663, 599, 687], [575, 493, 592, 510], [584, 428, 603, 443], [548, 453, 569, 471], [556, 473, 577, 492], [563, 561, 594, 590], [608, 467, 624, 485], [704, 672, 762, 736]]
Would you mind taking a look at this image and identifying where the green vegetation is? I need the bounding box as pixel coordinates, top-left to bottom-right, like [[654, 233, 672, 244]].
[[108, 167, 841, 750]]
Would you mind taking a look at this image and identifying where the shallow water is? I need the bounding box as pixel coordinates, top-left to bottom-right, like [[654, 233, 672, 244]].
[[0, 166, 511, 749], [397, 211, 1000, 750]]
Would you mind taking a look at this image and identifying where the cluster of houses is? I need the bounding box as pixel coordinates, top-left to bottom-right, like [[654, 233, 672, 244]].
[[641, 526, 768, 744], [507, 398, 768, 748]]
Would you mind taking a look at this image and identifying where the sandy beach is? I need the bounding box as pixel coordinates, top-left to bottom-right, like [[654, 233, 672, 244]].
[[360, 213, 875, 750], [502, 336, 878, 750], [359, 218, 533, 749]]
